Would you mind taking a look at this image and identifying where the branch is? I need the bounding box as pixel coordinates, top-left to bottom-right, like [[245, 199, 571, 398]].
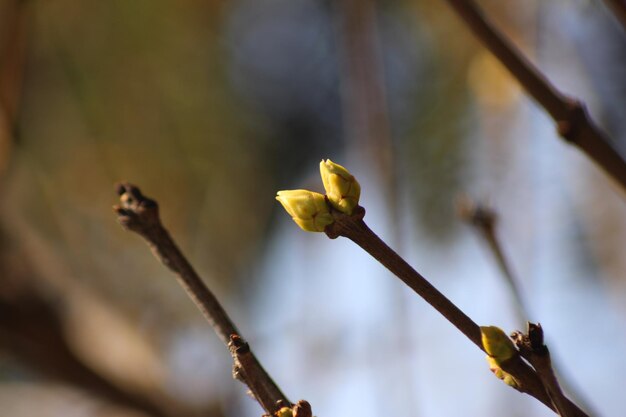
[[277, 160, 589, 415], [324, 206, 588, 416], [458, 197, 595, 414], [512, 323, 575, 417], [445, 0, 626, 192], [113, 183, 295, 416], [602, 0, 626, 30]]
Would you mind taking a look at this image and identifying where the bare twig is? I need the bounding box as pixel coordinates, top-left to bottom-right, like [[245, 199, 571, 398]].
[[512, 323, 573, 417], [229, 335, 291, 415], [458, 197, 595, 415], [114, 183, 293, 416], [444, 0, 626, 192], [457, 197, 528, 326], [327, 207, 482, 347], [324, 206, 588, 416]]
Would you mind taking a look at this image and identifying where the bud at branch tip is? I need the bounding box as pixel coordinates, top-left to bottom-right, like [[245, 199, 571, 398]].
[[276, 189, 334, 232], [319, 159, 361, 215]]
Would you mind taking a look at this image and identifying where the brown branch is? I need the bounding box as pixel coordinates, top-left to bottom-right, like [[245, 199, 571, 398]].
[[445, 0, 626, 193], [458, 197, 595, 415], [113, 183, 293, 416], [229, 335, 291, 415], [602, 0, 626, 30], [324, 206, 588, 416], [512, 323, 575, 417]]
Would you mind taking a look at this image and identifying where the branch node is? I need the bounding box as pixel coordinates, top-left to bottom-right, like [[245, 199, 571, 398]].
[[556, 99, 587, 145], [323, 205, 366, 239], [293, 400, 313, 417], [229, 334, 251, 355], [456, 195, 497, 232], [512, 322, 548, 358], [511, 322, 578, 416], [113, 182, 161, 234]]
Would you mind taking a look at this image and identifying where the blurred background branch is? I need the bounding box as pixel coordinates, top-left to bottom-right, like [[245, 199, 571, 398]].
[[457, 196, 595, 416], [457, 196, 528, 326], [445, 0, 626, 193]]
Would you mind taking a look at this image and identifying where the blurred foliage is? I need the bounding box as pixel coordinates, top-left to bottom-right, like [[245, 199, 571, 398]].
[[398, 1, 476, 242], [7, 0, 275, 318]]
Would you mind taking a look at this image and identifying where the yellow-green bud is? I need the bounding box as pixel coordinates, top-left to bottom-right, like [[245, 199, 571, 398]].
[[319, 159, 361, 215], [275, 407, 293, 417], [486, 356, 521, 389], [276, 190, 334, 232], [480, 326, 517, 363]]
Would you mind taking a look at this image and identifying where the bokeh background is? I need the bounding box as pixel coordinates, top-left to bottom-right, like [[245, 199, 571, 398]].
[[1, 0, 626, 416]]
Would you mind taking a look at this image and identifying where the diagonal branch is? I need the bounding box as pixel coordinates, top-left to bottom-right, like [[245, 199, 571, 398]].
[[445, 0, 626, 192], [458, 197, 595, 415], [113, 183, 293, 416], [324, 206, 589, 417], [513, 323, 574, 417]]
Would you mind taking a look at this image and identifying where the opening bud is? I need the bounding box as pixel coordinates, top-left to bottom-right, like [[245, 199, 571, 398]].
[[480, 326, 517, 363], [486, 356, 521, 389]]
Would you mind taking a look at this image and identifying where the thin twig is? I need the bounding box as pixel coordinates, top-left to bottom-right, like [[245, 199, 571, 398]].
[[114, 183, 292, 416], [229, 335, 291, 415], [457, 197, 528, 326], [444, 0, 626, 192], [458, 197, 595, 415], [513, 323, 574, 417], [324, 206, 588, 416]]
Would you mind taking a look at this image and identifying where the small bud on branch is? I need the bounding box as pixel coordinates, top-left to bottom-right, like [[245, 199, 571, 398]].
[[275, 160, 588, 417]]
